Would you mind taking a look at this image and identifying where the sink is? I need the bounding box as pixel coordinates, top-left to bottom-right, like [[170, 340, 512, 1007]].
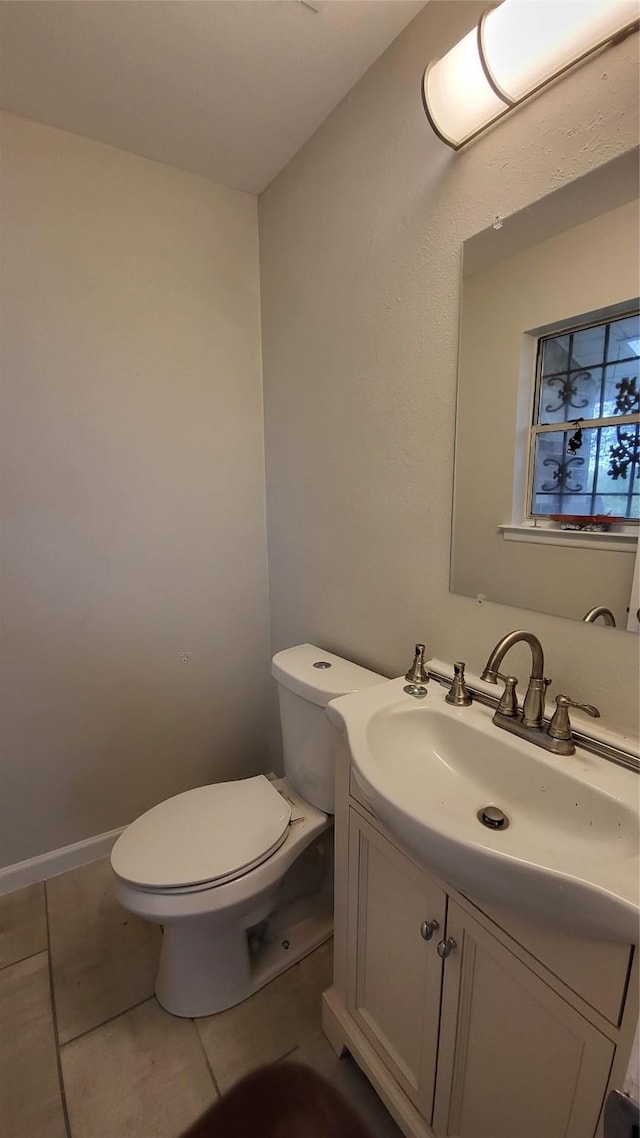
[[327, 676, 640, 942]]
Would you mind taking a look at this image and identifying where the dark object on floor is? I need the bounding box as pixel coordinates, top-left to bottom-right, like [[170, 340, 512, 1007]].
[[603, 1089, 640, 1138], [181, 1060, 376, 1137]]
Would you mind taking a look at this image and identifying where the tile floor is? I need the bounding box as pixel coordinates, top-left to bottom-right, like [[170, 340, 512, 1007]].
[[0, 858, 402, 1138]]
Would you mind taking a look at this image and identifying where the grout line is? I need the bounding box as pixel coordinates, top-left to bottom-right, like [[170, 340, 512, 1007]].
[[44, 882, 73, 1138], [192, 1018, 223, 1101], [59, 994, 156, 1048], [277, 1043, 300, 1064], [0, 947, 49, 973]]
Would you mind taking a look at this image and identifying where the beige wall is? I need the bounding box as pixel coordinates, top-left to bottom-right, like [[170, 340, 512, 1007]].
[[1, 2, 639, 869], [0, 113, 270, 865], [259, 1, 640, 738], [454, 200, 639, 625]]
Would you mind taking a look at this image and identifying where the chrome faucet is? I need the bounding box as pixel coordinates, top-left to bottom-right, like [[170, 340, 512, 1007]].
[[480, 630, 600, 755], [481, 630, 548, 728], [583, 606, 616, 627]]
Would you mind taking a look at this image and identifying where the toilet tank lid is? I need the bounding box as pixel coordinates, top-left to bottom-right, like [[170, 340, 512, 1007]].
[[271, 643, 386, 707]]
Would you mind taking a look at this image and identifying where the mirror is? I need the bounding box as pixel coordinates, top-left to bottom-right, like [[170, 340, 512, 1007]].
[[451, 150, 640, 632]]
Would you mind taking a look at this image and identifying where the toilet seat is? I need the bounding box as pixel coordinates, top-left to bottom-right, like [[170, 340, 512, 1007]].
[[111, 775, 291, 891]]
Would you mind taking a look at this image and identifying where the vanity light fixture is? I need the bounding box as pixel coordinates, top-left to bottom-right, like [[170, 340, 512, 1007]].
[[422, 0, 640, 150]]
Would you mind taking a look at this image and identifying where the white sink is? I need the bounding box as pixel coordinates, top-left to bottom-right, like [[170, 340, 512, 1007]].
[[327, 676, 640, 942]]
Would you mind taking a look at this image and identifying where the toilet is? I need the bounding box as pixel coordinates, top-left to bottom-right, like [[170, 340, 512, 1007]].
[[110, 643, 383, 1018]]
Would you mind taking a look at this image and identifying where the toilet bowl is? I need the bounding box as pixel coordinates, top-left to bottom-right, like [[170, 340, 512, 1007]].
[[111, 644, 384, 1018]]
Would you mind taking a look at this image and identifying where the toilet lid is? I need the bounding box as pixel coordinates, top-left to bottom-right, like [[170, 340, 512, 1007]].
[[111, 775, 292, 890]]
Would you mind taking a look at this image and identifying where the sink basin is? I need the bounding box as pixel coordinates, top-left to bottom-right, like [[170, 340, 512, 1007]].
[[327, 676, 640, 942]]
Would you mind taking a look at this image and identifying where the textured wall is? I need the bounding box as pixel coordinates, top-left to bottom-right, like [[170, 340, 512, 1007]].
[[0, 113, 270, 865], [259, 1, 640, 737]]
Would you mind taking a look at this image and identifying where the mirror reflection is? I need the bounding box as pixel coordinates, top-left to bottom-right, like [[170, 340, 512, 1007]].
[[451, 152, 640, 632]]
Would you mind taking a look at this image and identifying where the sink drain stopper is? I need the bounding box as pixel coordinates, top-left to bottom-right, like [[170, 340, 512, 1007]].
[[477, 805, 510, 830]]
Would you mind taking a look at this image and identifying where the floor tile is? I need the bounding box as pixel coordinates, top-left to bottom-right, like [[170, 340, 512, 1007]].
[[0, 952, 67, 1138], [0, 881, 47, 969], [47, 857, 161, 1043], [196, 940, 333, 1093], [291, 1031, 404, 1138], [61, 997, 217, 1138]]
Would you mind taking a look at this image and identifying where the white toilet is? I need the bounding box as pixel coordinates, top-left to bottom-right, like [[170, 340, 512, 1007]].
[[110, 643, 383, 1017]]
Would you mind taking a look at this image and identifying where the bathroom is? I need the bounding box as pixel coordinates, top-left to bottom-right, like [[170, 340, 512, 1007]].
[[0, 1, 638, 1136]]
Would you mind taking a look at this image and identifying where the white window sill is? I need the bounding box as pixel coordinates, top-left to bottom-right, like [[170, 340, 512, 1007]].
[[498, 524, 638, 552]]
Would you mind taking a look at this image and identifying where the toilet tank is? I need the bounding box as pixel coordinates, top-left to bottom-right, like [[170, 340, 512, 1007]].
[[271, 644, 385, 814]]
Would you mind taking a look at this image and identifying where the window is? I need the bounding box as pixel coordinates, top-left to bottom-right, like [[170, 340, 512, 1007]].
[[528, 311, 640, 523]]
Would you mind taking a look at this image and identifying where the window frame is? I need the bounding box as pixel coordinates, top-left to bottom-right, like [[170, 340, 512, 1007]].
[[523, 309, 640, 526]]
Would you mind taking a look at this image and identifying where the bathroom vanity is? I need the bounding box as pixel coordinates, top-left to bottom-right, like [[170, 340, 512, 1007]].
[[322, 717, 639, 1138]]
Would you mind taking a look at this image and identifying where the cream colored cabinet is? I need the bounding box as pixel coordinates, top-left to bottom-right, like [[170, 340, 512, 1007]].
[[433, 899, 615, 1138], [347, 809, 445, 1117], [324, 775, 638, 1138]]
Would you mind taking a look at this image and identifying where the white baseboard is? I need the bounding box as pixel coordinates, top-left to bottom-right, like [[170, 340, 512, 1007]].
[[0, 826, 125, 896]]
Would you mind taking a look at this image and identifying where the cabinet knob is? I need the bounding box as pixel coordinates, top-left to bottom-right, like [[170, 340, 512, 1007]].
[[420, 919, 440, 941], [436, 937, 457, 959]]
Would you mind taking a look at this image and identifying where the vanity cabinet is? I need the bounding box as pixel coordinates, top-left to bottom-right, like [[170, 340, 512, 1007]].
[[323, 754, 638, 1138], [433, 898, 614, 1138], [347, 810, 445, 1117]]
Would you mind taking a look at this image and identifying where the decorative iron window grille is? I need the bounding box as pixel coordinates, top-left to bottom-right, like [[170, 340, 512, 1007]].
[[528, 310, 640, 522]]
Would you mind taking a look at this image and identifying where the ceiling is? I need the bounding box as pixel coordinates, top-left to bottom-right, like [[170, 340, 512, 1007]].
[[0, 0, 425, 195]]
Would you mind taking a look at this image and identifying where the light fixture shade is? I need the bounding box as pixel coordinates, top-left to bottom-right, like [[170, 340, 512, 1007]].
[[422, 0, 640, 150], [481, 0, 640, 102], [422, 27, 508, 149]]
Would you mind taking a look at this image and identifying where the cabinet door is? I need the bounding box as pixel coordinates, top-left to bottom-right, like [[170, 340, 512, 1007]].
[[433, 900, 615, 1138], [347, 809, 446, 1117]]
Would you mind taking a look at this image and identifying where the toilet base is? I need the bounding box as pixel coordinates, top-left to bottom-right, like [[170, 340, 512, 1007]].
[[152, 825, 334, 1017], [113, 783, 334, 1018], [155, 896, 333, 1018], [155, 916, 252, 1017]]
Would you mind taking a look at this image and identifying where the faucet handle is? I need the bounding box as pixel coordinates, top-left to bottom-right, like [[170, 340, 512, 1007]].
[[548, 694, 601, 743], [496, 675, 519, 718], [445, 661, 472, 706]]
